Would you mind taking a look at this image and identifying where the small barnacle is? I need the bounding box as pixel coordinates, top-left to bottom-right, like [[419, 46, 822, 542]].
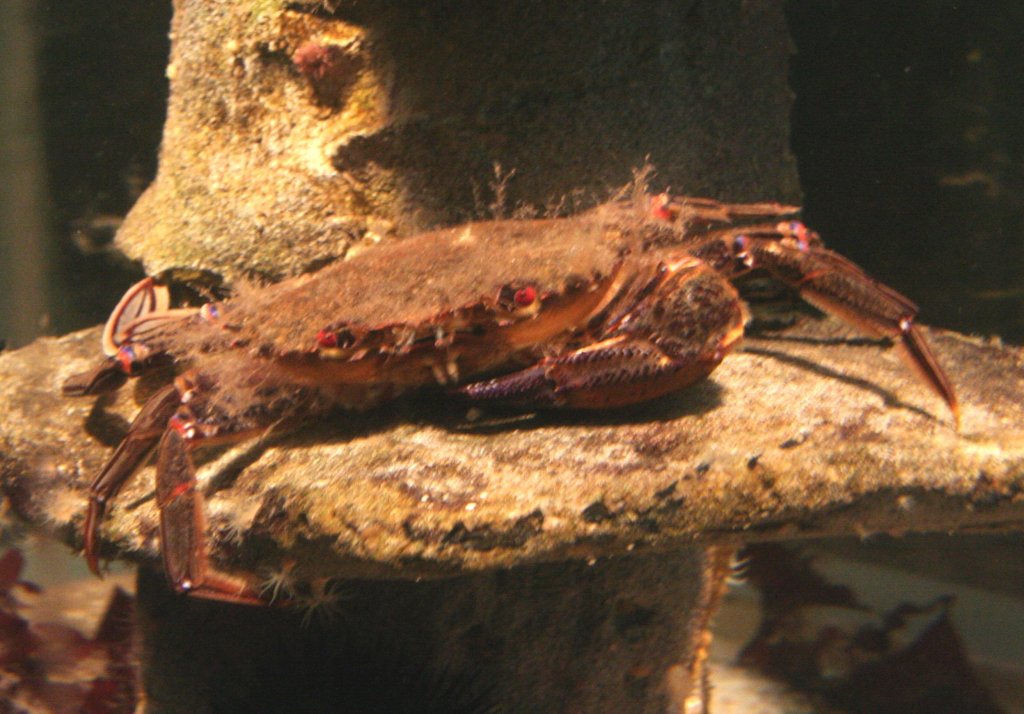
[[297, 578, 348, 628], [258, 559, 298, 604], [896, 494, 917, 512], [213, 506, 249, 546]]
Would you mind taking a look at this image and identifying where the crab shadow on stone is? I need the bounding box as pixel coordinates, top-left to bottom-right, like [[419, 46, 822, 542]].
[[741, 332, 939, 424], [436, 378, 726, 435], [190, 377, 725, 503], [258, 373, 724, 447]]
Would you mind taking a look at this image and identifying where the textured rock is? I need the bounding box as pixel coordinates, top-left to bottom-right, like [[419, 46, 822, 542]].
[[116, 0, 798, 283], [2, 284, 1020, 712], [2, 318, 1020, 583], [134, 548, 731, 713]]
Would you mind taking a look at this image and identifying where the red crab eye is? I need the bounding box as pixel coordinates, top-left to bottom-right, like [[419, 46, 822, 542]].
[[513, 286, 537, 307], [317, 327, 357, 349], [650, 193, 675, 222], [316, 329, 339, 348]]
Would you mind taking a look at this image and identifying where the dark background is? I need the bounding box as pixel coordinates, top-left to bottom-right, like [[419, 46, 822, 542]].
[[788, 0, 1024, 345]]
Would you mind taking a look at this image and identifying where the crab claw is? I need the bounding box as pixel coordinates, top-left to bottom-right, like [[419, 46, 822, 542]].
[[64, 343, 169, 397], [101, 277, 171, 357], [460, 257, 746, 409]]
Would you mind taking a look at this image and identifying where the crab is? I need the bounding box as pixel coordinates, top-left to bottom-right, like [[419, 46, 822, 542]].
[[63, 191, 959, 603]]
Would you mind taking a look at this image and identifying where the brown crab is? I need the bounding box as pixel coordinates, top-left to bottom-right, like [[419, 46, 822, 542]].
[[63, 192, 958, 603]]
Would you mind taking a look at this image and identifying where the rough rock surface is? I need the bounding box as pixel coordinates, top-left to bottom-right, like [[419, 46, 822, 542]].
[[116, 0, 799, 283], [2, 318, 1020, 583]]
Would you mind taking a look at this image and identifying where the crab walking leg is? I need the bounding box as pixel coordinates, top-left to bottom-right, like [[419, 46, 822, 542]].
[[83, 384, 180, 575], [81, 374, 263, 603], [650, 194, 801, 226], [100, 276, 171, 356], [460, 258, 747, 408], [155, 416, 264, 605], [63, 343, 172, 398], [697, 224, 960, 426], [758, 239, 958, 426], [62, 357, 129, 397]]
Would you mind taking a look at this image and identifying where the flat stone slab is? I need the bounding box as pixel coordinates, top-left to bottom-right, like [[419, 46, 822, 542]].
[[1, 318, 1021, 580]]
